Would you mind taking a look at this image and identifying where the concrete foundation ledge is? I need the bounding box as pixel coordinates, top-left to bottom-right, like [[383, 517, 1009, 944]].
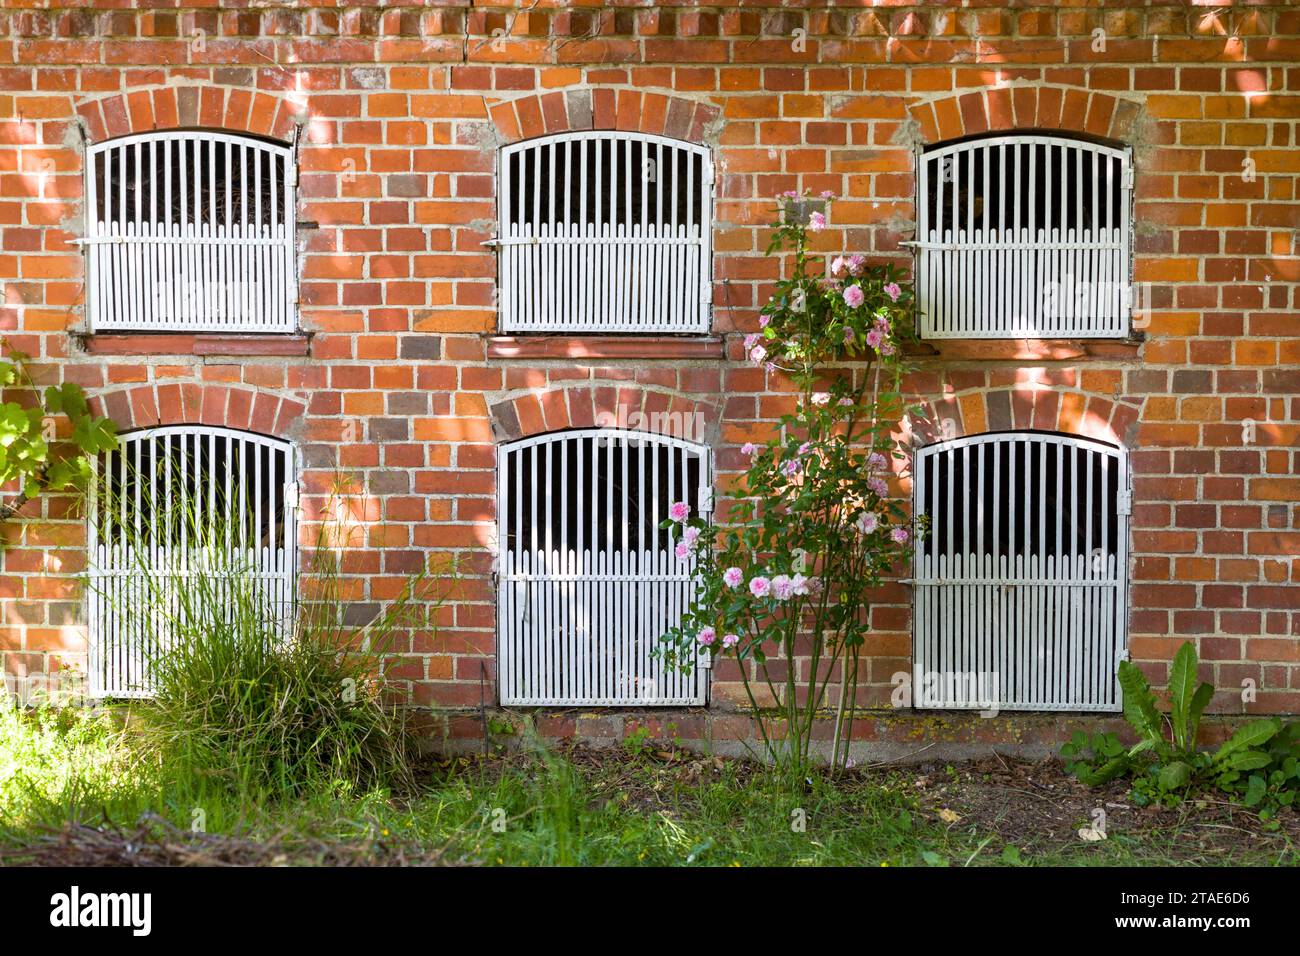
[[408, 707, 1276, 765]]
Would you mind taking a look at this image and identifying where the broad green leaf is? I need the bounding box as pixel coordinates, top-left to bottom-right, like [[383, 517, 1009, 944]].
[[1167, 642, 1198, 751], [1212, 718, 1281, 765], [1221, 751, 1272, 772], [1158, 760, 1192, 791]]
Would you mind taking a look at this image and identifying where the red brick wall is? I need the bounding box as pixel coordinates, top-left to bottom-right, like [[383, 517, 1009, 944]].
[[1, 2, 1297, 731]]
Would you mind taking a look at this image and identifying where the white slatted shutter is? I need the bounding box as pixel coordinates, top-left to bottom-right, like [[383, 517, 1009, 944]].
[[913, 134, 1132, 339], [87, 426, 298, 698], [497, 429, 710, 705], [497, 132, 713, 333], [912, 431, 1129, 712], [82, 131, 297, 333]]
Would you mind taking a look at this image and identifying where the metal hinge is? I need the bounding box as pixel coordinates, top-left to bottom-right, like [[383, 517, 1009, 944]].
[[285, 482, 300, 511], [697, 652, 713, 670], [1117, 490, 1132, 516], [1117, 648, 1130, 662], [699, 486, 714, 514], [1123, 164, 1135, 190]]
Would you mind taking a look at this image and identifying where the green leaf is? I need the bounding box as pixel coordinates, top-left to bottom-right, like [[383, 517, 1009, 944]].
[[1212, 718, 1282, 765], [1118, 660, 1165, 752], [1220, 751, 1272, 773], [1242, 774, 1267, 808], [1158, 761, 1192, 791], [1167, 641, 1198, 751], [1186, 681, 1213, 752], [1075, 755, 1131, 786]]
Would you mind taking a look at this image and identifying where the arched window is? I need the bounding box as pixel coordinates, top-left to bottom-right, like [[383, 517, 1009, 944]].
[[496, 132, 713, 334], [87, 426, 299, 697], [497, 428, 711, 705], [82, 130, 297, 333], [912, 431, 1130, 711], [913, 133, 1132, 339]]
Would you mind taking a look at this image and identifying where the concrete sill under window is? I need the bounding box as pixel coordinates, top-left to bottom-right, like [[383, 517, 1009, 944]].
[[907, 336, 1143, 361], [80, 333, 311, 357], [487, 335, 725, 360]]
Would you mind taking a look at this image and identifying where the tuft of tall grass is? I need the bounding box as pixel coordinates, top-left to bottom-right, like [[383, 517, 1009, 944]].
[[92, 472, 440, 811]]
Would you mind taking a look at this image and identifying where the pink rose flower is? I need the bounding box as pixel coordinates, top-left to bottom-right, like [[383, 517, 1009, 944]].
[[749, 576, 771, 598], [808, 211, 826, 232], [697, 626, 716, 646], [865, 328, 883, 350], [675, 542, 691, 560], [743, 332, 761, 351], [682, 526, 701, 548], [758, 315, 770, 328], [782, 458, 802, 477], [722, 633, 740, 648], [749, 344, 767, 365], [723, 566, 744, 588], [868, 452, 888, 471], [830, 255, 848, 278], [891, 527, 910, 544], [771, 574, 795, 601], [811, 392, 830, 406], [884, 282, 901, 302], [669, 501, 691, 522], [856, 511, 879, 534], [847, 254, 866, 276], [820, 190, 835, 200], [791, 573, 810, 596], [741, 442, 759, 456], [843, 326, 856, 346], [867, 476, 889, 497], [843, 285, 864, 308]]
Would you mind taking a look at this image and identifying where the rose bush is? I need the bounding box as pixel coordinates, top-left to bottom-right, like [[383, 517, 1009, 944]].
[[659, 194, 920, 770]]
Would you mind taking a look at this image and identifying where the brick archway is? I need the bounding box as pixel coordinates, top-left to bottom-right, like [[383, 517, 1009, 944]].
[[76, 85, 301, 144], [489, 384, 720, 446], [908, 87, 1139, 146], [91, 383, 306, 441], [914, 377, 1140, 450], [488, 88, 721, 146]]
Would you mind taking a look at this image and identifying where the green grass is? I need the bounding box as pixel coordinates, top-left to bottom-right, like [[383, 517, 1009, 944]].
[[4, 707, 1294, 866]]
